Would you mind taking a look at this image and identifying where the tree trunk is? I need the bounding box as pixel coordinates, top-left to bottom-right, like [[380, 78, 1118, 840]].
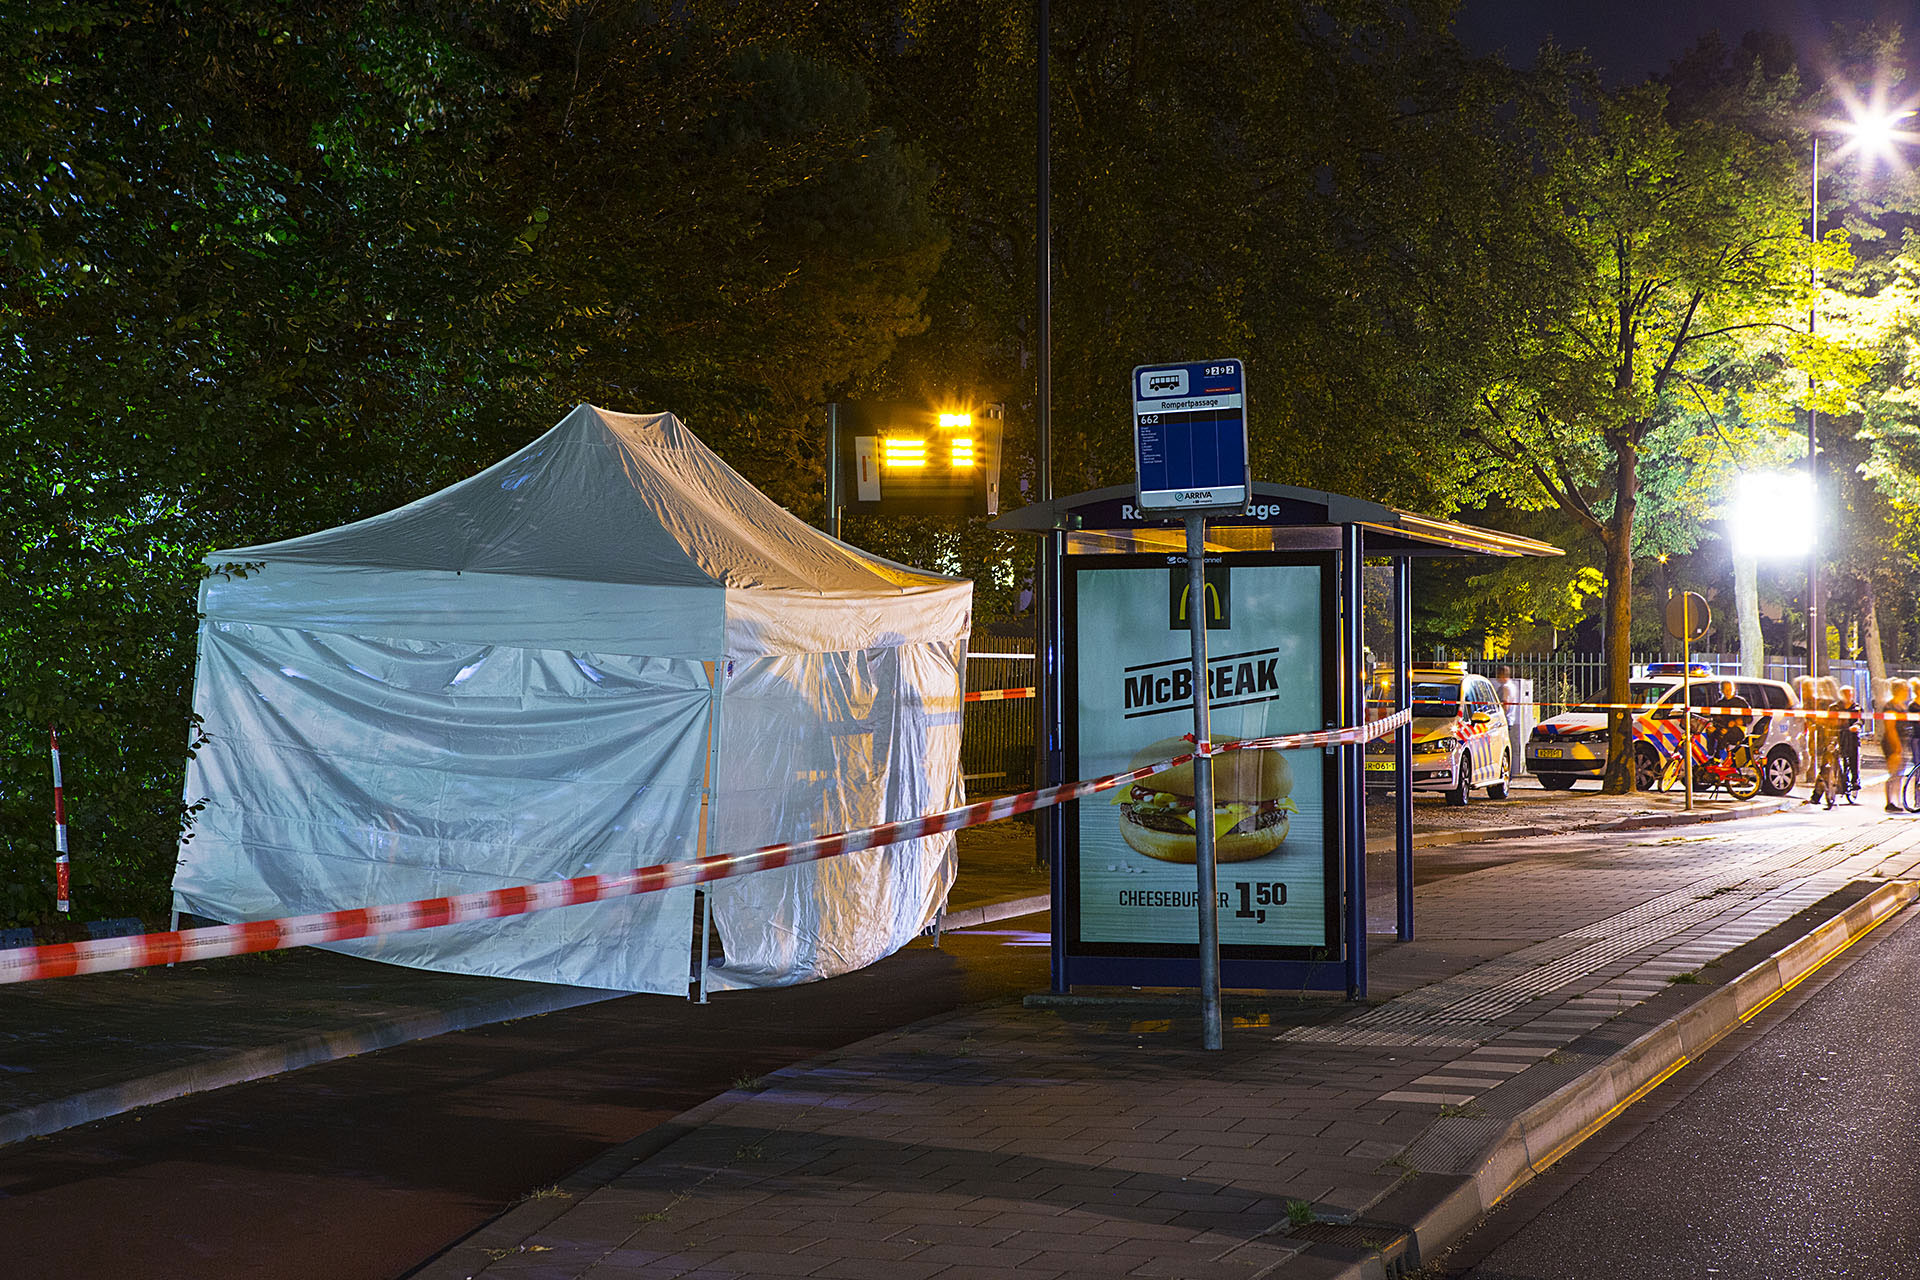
[[1602, 442, 1640, 794], [1733, 548, 1762, 677], [1862, 577, 1888, 697]]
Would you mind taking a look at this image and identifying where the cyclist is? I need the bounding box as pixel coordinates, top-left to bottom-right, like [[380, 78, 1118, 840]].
[[1835, 684, 1863, 804], [1903, 682, 1920, 812], [1704, 678, 1752, 767]]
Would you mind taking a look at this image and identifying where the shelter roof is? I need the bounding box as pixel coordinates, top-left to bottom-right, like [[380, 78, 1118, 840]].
[[987, 483, 1560, 558]]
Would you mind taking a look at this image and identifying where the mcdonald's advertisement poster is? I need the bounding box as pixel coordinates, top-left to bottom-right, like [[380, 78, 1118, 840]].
[[1068, 555, 1330, 949]]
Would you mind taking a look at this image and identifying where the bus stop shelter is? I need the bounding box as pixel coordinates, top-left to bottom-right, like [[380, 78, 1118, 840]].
[[991, 483, 1560, 999]]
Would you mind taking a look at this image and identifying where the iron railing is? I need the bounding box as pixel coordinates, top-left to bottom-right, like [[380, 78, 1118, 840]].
[[961, 644, 1036, 794]]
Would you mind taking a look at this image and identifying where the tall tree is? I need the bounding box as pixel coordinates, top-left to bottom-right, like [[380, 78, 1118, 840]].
[[1470, 69, 1821, 791], [0, 1, 948, 921]]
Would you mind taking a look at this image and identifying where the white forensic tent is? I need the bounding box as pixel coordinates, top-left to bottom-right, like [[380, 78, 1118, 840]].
[[172, 405, 972, 994]]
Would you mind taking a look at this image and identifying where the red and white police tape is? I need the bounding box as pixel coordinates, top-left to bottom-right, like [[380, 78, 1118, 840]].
[[962, 687, 1037, 702], [1498, 701, 1910, 723], [51, 727, 70, 915], [0, 708, 1412, 986]]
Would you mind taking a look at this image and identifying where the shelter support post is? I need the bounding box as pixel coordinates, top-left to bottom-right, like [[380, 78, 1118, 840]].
[[1394, 556, 1413, 941], [1184, 515, 1223, 1051], [1343, 526, 1366, 999], [1043, 529, 1068, 993]]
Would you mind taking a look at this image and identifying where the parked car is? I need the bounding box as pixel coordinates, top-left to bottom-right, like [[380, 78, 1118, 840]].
[[1365, 665, 1512, 805], [1525, 665, 1805, 796]]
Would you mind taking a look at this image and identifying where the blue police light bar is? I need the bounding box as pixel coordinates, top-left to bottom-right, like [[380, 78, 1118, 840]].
[[1132, 359, 1251, 514]]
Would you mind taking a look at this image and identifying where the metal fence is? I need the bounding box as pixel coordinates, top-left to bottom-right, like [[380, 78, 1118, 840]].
[[1438, 650, 1663, 715], [962, 645, 1036, 794], [1447, 650, 1896, 710]]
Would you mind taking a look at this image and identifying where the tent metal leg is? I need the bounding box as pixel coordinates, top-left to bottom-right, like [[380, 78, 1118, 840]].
[[692, 656, 730, 1003], [696, 888, 711, 1004]]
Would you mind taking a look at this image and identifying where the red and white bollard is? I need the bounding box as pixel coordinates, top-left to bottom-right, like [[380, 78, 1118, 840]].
[[50, 727, 69, 914]]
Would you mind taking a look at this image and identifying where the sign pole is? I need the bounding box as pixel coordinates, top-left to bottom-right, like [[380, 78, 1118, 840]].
[[1185, 514, 1223, 1050], [1131, 356, 1246, 1048], [1683, 625, 1693, 812], [1663, 592, 1710, 812]]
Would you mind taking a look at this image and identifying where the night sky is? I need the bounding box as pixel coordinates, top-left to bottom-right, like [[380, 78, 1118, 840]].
[[1455, 0, 1920, 83]]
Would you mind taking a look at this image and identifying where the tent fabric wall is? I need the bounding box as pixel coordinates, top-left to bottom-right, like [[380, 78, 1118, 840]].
[[173, 406, 972, 994], [703, 639, 966, 990], [174, 624, 714, 993]]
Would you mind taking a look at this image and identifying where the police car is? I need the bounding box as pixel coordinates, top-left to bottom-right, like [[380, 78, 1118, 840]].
[[1365, 665, 1512, 805], [1527, 664, 1805, 795], [1525, 670, 1693, 789]]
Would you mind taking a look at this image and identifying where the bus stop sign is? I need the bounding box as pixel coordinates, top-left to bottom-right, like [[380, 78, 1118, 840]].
[[1132, 360, 1250, 514]]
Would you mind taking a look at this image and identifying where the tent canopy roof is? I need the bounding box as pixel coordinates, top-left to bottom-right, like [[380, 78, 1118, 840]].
[[218, 405, 952, 594], [202, 406, 970, 658]]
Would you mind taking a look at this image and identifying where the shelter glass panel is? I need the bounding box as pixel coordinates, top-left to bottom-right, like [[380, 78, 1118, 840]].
[[1061, 552, 1340, 960]]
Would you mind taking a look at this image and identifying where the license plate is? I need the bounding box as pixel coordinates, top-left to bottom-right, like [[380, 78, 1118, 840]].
[[1364, 760, 1396, 773], [1536, 747, 1564, 758]]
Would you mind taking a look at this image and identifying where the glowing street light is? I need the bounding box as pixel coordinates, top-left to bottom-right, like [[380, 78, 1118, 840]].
[[1729, 471, 1815, 561]]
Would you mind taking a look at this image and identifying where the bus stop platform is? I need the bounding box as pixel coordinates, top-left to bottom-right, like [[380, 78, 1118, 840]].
[[405, 801, 1920, 1280]]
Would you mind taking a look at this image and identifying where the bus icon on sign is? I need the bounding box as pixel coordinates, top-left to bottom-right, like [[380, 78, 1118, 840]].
[[1140, 368, 1187, 397]]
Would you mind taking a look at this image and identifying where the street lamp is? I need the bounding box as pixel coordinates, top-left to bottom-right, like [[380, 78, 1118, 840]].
[[1806, 100, 1918, 678], [1730, 472, 1815, 561]]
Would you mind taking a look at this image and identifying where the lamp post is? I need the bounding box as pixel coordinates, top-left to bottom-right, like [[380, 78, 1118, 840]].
[[1807, 103, 1916, 679], [1807, 132, 1821, 680]]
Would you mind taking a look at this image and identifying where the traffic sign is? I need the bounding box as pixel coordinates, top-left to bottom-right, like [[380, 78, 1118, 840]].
[[1132, 359, 1250, 513], [1664, 592, 1710, 642]]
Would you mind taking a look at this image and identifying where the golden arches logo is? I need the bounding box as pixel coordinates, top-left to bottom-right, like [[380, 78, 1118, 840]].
[[1175, 581, 1226, 622]]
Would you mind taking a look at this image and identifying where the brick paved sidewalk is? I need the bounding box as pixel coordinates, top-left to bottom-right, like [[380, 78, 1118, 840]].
[[0, 824, 1051, 1148], [415, 803, 1920, 1280]]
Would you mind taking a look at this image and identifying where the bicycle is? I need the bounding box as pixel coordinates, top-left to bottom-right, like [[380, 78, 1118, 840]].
[[1658, 715, 1761, 801]]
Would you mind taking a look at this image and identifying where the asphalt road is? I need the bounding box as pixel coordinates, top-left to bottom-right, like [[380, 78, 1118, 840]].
[[1422, 897, 1920, 1279], [0, 920, 1051, 1280]]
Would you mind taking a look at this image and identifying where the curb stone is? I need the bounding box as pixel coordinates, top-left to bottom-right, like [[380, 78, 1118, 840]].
[[1332, 876, 1919, 1278], [0, 983, 623, 1150]]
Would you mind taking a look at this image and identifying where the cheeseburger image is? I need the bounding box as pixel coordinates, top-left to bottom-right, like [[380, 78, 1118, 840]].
[[1112, 737, 1297, 863]]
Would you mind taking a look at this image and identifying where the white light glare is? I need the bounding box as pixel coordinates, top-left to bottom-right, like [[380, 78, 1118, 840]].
[[1729, 471, 1815, 559]]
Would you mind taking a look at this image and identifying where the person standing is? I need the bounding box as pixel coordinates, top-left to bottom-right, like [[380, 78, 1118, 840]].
[[1836, 684, 1863, 804], [1493, 664, 1521, 720], [1493, 664, 1523, 784], [1883, 678, 1911, 812], [1804, 679, 1835, 809], [1808, 676, 1843, 810]]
